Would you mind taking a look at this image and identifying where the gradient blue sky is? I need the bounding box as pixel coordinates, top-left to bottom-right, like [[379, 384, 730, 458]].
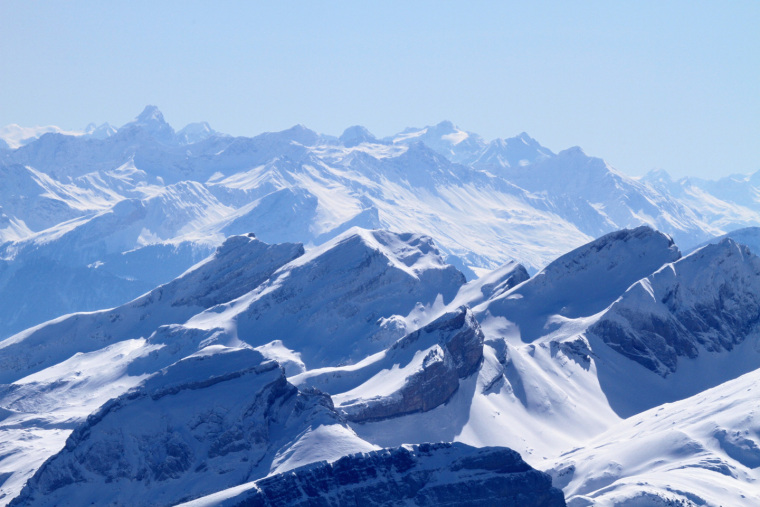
[[1, 1, 757, 178]]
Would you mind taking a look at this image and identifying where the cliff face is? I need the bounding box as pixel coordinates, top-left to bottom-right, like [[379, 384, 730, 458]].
[[9, 348, 376, 507], [205, 442, 566, 507], [590, 239, 760, 376], [338, 307, 484, 423]]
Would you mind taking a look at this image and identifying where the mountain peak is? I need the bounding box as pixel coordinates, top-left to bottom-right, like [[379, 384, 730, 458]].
[[646, 168, 672, 180], [136, 105, 165, 124], [559, 145, 587, 157], [120, 105, 175, 141], [642, 168, 674, 190], [514, 131, 542, 147], [434, 120, 456, 131], [590, 232, 760, 386], [84, 122, 117, 140], [340, 125, 377, 147], [480, 226, 682, 341], [472, 132, 553, 171], [279, 124, 320, 145]]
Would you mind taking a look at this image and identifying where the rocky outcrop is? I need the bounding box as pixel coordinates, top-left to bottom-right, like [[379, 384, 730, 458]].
[[590, 239, 760, 376], [208, 442, 566, 507], [225, 229, 468, 369], [336, 306, 484, 422], [478, 262, 530, 299], [480, 226, 682, 342], [165, 234, 304, 308], [10, 348, 374, 507]]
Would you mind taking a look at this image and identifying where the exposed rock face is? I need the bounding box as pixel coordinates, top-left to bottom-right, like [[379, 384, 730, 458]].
[[479, 226, 682, 341], [335, 306, 484, 422], [478, 263, 530, 299], [222, 229, 467, 369], [165, 234, 304, 308], [590, 239, 760, 376], [209, 443, 566, 507], [10, 348, 374, 507]]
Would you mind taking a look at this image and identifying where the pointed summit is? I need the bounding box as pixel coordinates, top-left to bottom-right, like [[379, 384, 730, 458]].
[[261, 124, 321, 146], [121, 105, 175, 142], [641, 168, 675, 192], [136, 105, 165, 124], [645, 168, 672, 182]]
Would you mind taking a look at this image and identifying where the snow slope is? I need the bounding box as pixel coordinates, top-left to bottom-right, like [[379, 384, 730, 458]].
[[0, 234, 303, 384], [0, 235, 305, 503], [551, 367, 760, 506], [476, 226, 681, 342], [687, 225, 760, 256]]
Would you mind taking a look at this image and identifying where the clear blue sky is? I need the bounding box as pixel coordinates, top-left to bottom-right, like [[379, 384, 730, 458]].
[[1, 1, 758, 179]]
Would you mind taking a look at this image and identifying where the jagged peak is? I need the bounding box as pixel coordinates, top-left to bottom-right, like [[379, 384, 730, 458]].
[[645, 168, 672, 181], [119, 105, 175, 140], [516, 131, 534, 141], [135, 105, 165, 124], [681, 236, 754, 268], [175, 121, 223, 145], [503, 131, 544, 148], [288, 227, 450, 280], [284, 123, 311, 133]]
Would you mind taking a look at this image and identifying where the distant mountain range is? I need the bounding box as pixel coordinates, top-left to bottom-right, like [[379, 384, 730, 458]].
[[3, 106, 760, 338]]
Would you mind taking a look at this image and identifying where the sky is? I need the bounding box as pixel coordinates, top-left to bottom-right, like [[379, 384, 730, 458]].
[[0, 1, 758, 179]]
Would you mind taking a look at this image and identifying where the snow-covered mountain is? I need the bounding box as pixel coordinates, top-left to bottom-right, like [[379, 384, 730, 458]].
[[0, 230, 467, 503], [0, 125, 84, 150], [3, 224, 760, 504], [592, 239, 760, 377], [551, 366, 760, 506], [5, 107, 760, 505], [179, 443, 567, 507], [9, 348, 376, 507], [4, 106, 760, 339]]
